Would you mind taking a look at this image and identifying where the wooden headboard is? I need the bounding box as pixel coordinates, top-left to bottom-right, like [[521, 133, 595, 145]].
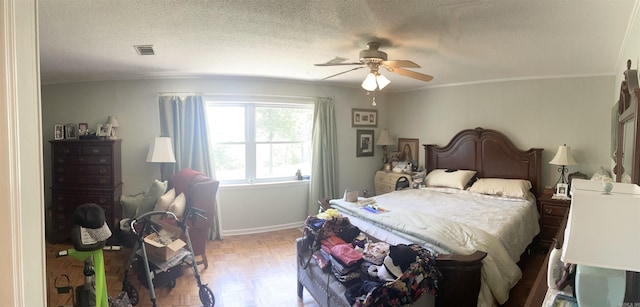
[[424, 127, 544, 197]]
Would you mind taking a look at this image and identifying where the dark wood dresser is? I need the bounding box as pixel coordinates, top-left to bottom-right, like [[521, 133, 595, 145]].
[[49, 139, 122, 243]]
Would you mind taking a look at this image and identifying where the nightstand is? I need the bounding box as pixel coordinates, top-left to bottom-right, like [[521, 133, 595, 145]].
[[374, 170, 413, 195], [538, 192, 571, 249]]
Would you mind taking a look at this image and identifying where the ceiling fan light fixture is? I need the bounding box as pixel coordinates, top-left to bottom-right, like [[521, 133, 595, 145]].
[[362, 73, 378, 91], [376, 73, 391, 90]]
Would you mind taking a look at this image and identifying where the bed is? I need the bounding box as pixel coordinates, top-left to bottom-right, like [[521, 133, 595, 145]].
[[297, 127, 543, 306]]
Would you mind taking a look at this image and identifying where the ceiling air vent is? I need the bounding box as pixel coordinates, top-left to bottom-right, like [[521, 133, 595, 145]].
[[134, 45, 155, 55]]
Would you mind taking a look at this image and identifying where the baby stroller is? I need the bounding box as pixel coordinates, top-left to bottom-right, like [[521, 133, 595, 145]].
[[121, 208, 214, 307], [54, 203, 129, 307]]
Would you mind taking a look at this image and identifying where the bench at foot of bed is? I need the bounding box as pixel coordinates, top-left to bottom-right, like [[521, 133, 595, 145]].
[[296, 237, 486, 307]]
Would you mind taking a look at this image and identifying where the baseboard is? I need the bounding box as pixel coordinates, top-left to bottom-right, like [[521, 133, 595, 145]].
[[221, 221, 305, 237]]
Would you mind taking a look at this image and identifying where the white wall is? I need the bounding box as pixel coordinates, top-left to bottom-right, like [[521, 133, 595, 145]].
[[41, 78, 391, 235], [1, 0, 46, 306], [390, 76, 615, 189]]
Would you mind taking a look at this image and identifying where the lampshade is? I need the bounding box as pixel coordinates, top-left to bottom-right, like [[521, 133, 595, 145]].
[[376, 129, 394, 146], [361, 72, 391, 91], [562, 179, 640, 271], [146, 137, 176, 163], [376, 73, 390, 90], [562, 179, 640, 307], [549, 144, 577, 166], [107, 116, 119, 128], [362, 73, 378, 91]]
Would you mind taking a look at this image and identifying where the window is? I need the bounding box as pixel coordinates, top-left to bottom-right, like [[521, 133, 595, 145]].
[[205, 96, 313, 184]]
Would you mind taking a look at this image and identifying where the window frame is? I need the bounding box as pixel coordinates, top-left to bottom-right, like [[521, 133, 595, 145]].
[[205, 95, 314, 184]]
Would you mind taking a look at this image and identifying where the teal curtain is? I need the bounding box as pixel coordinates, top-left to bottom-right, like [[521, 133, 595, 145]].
[[159, 95, 212, 176], [159, 95, 220, 240], [308, 97, 339, 215]]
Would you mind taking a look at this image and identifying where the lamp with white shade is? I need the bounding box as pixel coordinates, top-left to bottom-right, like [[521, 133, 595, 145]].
[[549, 144, 577, 186], [146, 137, 176, 181], [561, 179, 640, 307], [376, 129, 394, 165], [107, 116, 119, 139]]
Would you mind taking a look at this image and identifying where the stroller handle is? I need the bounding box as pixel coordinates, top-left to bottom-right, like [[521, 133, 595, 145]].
[[130, 211, 178, 236]]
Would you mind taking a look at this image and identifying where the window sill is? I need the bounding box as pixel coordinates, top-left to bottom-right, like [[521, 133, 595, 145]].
[[219, 179, 309, 191]]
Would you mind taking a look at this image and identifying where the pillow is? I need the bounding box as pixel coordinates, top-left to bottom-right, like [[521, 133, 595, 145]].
[[169, 192, 187, 218], [121, 192, 144, 219], [154, 188, 176, 212], [135, 180, 168, 217], [424, 169, 477, 189], [468, 178, 532, 199]]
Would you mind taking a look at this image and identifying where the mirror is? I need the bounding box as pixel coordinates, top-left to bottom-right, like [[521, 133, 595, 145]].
[[614, 60, 640, 184]]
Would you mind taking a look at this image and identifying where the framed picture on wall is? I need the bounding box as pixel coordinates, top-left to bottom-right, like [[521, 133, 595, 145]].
[[352, 108, 378, 127], [356, 129, 375, 157], [398, 138, 419, 169]]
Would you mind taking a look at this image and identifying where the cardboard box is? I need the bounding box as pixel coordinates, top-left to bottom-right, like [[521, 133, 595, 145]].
[[143, 222, 186, 262]]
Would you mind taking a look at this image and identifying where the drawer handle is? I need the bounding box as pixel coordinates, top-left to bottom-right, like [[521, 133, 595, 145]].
[[544, 208, 553, 214], [99, 198, 107, 203], [92, 149, 100, 153], [63, 149, 70, 154], [99, 179, 107, 184], [57, 178, 64, 182], [99, 169, 107, 174], [78, 158, 84, 162], [99, 159, 107, 163]]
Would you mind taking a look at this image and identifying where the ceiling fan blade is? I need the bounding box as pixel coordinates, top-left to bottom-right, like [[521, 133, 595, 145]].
[[315, 62, 363, 66], [321, 66, 365, 80], [381, 60, 421, 69], [315, 56, 362, 66], [389, 67, 434, 82]]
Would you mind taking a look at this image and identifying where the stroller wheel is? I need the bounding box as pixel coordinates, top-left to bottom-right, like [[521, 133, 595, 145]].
[[198, 285, 215, 307], [123, 280, 139, 306], [168, 279, 176, 289]]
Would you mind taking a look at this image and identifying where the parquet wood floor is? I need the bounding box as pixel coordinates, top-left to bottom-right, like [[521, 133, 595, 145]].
[[45, 228, 544, 307]]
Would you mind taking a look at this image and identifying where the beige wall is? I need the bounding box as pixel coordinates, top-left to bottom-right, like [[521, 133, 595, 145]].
[[42, 75, 615, 234], [390, 76, 615, 189], [41, 78, 392, 235]]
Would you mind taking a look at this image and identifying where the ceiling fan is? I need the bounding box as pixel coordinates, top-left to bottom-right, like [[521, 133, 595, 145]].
[[315, 42, 433, 91]]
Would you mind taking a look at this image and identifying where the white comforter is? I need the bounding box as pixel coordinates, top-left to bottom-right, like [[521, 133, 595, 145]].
[[329, 187, 540, 306]]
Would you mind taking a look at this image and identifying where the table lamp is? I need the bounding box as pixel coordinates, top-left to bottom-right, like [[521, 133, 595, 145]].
[[376, 129, 394, 165], [562, 179, 640, 307], [146, 137, 176, 181], [549, 144, 577, 186], [107, 116, 119, 139]]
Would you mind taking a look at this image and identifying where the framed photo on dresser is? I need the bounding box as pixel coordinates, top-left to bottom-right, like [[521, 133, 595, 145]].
[[54, 123, 64, 140], [64, 123, 78, 139], [97, 123, 112, 137]]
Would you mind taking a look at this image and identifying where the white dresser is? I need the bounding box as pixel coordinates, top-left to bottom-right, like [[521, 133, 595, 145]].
[[374, 170, 413, 195]]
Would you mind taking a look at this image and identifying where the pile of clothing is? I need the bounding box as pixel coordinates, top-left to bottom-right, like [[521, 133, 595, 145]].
[[304, 212, 442, 307]]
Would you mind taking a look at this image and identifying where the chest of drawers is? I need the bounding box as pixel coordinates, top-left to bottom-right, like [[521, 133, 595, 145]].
[[374, 170, 413, 195], [49, 139, 122, 243]]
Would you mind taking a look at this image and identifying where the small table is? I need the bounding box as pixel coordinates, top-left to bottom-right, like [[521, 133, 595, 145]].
[[537, 192, 571, 249]]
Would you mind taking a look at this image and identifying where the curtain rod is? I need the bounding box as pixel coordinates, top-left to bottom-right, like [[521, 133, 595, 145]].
[[157, 92, 333, 100]]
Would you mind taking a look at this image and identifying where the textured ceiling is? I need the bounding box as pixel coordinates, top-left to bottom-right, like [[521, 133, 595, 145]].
[[38, 0, 637, 92]]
